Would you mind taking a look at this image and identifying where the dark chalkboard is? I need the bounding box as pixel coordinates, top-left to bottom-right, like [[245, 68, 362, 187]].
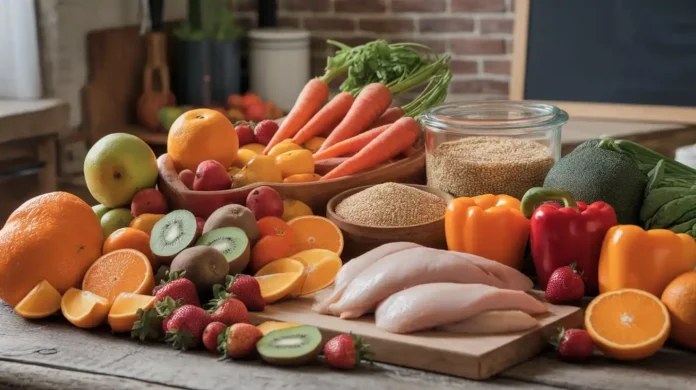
[[520, 0, 696, 108]]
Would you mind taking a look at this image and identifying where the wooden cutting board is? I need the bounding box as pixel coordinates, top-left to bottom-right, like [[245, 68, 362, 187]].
[[248, 289, 582, 380]]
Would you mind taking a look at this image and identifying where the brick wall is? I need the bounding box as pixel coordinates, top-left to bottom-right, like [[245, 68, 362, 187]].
[[228, 0, 515, 100]]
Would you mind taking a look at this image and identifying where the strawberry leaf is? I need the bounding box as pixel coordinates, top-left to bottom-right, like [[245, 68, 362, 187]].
[[155, 296, 182, 319], [159, 269, 187, 286], [130, 308, 162, 342], [165, 329, 197, 351], [350, 333, 374, 365], [217, 326, 230, 358]]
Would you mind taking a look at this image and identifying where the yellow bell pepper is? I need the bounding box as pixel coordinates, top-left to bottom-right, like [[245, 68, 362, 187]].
[[444, 194, 529, 270], [598, 225, 696, 297]]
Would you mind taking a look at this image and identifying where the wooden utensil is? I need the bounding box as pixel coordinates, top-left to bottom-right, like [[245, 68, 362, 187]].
[[137, 32, 175, 131]]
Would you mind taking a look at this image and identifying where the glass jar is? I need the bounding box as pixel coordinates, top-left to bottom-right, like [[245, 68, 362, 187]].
[[420, 101, 567, 199]]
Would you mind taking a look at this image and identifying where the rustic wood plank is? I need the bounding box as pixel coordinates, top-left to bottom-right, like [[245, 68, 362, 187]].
[[0, 360, 173, 390], [0, 303, 563, 390]]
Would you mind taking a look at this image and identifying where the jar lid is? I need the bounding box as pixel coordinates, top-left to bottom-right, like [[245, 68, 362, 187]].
[[421, 101, 569, 134], [248, 28, 311, 41]]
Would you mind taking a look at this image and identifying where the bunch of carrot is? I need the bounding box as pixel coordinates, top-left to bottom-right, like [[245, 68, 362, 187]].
[[261, 41, 451, 180]]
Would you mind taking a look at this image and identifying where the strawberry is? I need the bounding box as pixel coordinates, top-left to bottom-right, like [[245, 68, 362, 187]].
[[165, 305, 212, 350], [545, 263, 585, 304], [253, 120, 279, 146], [550, 327, 594, 361], [235, 123, 256, 147], [153, 270, 200, 307], [207, 297, 249, 326], [227, 274, 265, 311], [218, 323, 263, 358], [323, 333, 374, 369], [202, 321, 227, 354]]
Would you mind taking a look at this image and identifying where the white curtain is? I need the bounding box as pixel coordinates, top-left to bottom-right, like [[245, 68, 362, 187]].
[[0, 0, 42, 99]]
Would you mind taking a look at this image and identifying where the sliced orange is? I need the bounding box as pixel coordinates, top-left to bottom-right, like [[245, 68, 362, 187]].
[[61, 288, 111, 329], [107, 292, 156, 333], [287, 216, 344, 255], [585, 288, 670, 360], [290, 249, 343, 296], [257, 321, 301, 336], [82, 249, 155, 304], [14, 280, 62, 319], [254, 258, 305, 303]]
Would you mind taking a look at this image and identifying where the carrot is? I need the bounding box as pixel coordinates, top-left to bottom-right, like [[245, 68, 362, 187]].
[[317, 83, 392, 153], [292, 92, 355, 146], [263, 78, 329, 154], [313, 124, 391, 161], [368, 107, 404, 129], [320, 117, 420, 181]]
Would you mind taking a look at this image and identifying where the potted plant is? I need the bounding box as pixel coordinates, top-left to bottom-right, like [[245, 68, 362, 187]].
[[174, 0, 242, 106]]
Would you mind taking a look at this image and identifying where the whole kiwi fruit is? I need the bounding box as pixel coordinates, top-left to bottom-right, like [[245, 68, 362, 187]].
[[203, 204, 260, 243], [169, 246, 229, 292]]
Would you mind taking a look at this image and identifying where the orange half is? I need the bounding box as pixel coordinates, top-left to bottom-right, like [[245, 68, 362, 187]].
[[585, 288, 670, 360], [290, 249, 343, 296], [254, 258, 305, 304], [61, 288, 111, 329], [107, 292, 156, 333], [257, 321, 301, 336], [82, 249, 155, 304], [287, 216, 344, 255], [14, 280, 62, 319]]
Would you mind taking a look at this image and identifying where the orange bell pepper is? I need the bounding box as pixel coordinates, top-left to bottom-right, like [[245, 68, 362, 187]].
[[598, 225, 696, 297], [444, 194, 530, 270]]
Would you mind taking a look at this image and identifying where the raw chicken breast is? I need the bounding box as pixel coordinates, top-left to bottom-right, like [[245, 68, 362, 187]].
[[327, 247, 533, 319], [375, 283, 548, 334], [312, 242, 421, 314], [437, 311, 538, 334]]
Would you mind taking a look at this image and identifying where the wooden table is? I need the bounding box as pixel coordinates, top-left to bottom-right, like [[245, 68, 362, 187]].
[[1, 303, 694, 390]]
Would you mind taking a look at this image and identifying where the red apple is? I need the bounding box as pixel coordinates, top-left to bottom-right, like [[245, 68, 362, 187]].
[[245, 103, 267, 122], [193, 160, 231, 191], [131, 188, 168, 217], [245, 186, 283, 220]]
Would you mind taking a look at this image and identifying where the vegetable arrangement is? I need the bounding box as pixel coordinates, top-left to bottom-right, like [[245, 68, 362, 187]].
[[263, 39, 452, 180]]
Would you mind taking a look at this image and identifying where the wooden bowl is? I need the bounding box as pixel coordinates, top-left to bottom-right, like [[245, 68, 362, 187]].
[[326, 184, 454, 259], [157, 148, 426, 219]]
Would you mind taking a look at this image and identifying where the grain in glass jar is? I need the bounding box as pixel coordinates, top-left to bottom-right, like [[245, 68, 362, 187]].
[[420, 102, 566, 199]]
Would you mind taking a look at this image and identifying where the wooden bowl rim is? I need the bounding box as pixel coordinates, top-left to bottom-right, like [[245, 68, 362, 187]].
[[158, 146, 426, 195], [326, 183, 454, 231]]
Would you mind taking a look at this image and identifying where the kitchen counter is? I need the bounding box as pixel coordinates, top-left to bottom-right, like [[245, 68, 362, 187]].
[[0, 302, 694, 390]]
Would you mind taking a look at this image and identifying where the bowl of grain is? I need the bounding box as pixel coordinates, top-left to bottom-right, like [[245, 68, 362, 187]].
[[326, 182, 454, 258]]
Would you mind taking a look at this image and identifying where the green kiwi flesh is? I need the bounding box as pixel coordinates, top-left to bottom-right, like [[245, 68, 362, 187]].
[[256, 325, 323, 366], [195, 227, 250, 274], [169, 246, 229, 291], [202, 204, 260, 244], [150, 210, 198, 260]]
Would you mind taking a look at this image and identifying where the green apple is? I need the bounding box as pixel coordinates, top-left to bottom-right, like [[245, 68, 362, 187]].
[[84, 133, 158, 208], [100, 208, 134, 238], [92, 204, 111, 220], [158, 106, 187, 132]]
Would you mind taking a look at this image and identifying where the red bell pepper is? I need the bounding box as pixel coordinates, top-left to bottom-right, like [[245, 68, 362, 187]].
[[520, 187, 617, 295]]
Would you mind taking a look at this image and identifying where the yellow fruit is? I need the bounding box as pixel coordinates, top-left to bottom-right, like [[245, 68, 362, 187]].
[[303, 137, 325, 154], [287, 216, 344, 255], [232, 168, 263, 188], [130, 213, 165, 235], [246, 155, 283, 183], [289, 249, 342, 296], [234, 149, 257, 168], [227, 166, 242, 178], [283, 173, 322, 184], [282, 199, 314, 221], [275, 149, 314, 178], [257, 321, 301, 336], [14, 280, 62, 319], [268, 141, 303, 157], [61, 288, 111, 329], [107, 292, 156, 333], [240, 143, 266, 155], [585, 288, 670, 360]]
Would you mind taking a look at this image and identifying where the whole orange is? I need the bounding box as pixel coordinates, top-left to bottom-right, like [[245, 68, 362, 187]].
[[167, 108, 239, 172], [661, 271, 696, 350], [103, 227, 155, 265], [0, 192, 103, 306]]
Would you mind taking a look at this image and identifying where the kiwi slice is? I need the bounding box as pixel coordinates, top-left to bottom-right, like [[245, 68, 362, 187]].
[[150, 209, 198, 262], [203, 204, 260, 244], [256, 325, 323, 366], [170, 246, 229, 292], [196, 227, 250, 274]]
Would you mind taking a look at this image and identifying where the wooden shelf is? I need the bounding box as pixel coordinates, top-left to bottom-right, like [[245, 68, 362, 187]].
[[121, 124, 168, 145]]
